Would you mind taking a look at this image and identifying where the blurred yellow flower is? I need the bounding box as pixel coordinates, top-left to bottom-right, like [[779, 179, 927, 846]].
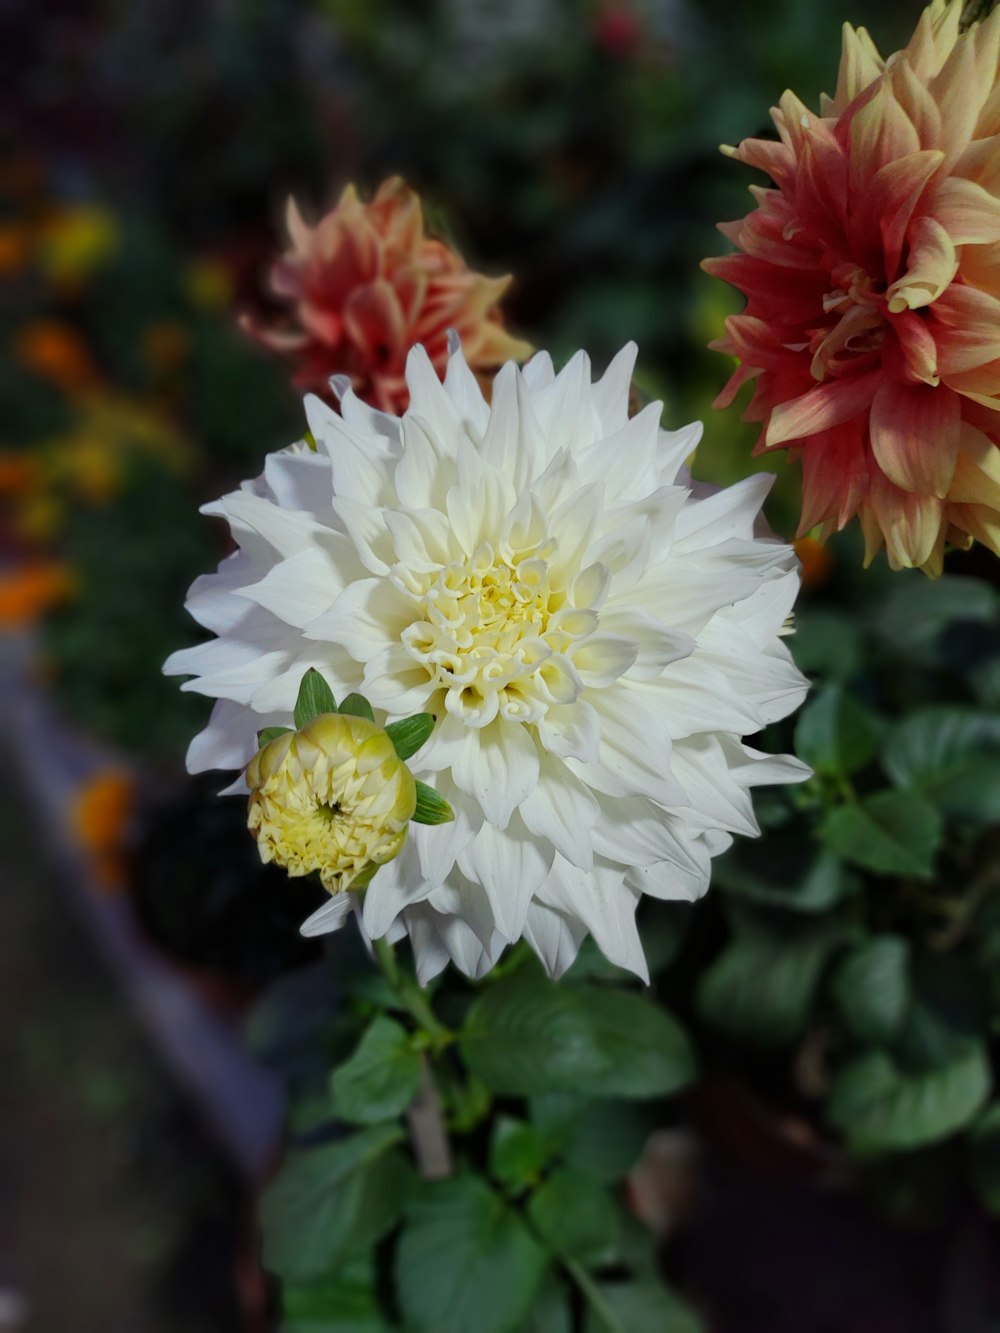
[[37, 205, 118, 286], [247, 713, 416, 895], [184, 258, 234, 312]]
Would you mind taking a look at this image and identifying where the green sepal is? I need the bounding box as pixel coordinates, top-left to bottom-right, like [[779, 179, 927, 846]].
[[339, 693, 375, 721], [257, 725, 292, 746], [412, 781, 455, 824], [294, 668, 337, 728], [386, 714, 436, 760]]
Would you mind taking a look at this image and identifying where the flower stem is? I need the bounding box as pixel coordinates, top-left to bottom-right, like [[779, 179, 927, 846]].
[[564, 1258, 623, 1332], [371, 936, 451, 1049], [371, 935, 453, 1178]]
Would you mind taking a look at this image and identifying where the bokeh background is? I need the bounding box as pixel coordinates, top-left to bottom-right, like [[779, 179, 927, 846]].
[[6, 1, 1000, 1330]]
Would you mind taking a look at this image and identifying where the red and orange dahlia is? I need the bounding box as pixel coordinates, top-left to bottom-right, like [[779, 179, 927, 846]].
[[704, 0, 1000, 573], [243, 177, 530, 414]]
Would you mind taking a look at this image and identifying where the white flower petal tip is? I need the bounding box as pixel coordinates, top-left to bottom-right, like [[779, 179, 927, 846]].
[[170, 342, 809, 982], [299, 892, 355, 937]]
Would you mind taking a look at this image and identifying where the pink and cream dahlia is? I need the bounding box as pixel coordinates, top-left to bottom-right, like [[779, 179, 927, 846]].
[[243, 177, 530, 413], [704, 0, 1000, 574]]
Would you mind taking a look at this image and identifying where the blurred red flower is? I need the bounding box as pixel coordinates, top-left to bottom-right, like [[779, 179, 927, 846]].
[[244, 177, 530, 413]]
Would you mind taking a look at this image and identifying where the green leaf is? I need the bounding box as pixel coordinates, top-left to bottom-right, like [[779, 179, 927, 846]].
[[257, 725, 292, 746], [883, 708, 1000, 825], [460, 971, 696, 1100], [875, 575, 998, 651], [260, 1126, 410, 1282], [282, 1259, 390, 1333], [412, 780, 454, 824], [793, 685, 880, 777], [385, 714, 436, 760], [713, 843, 858, 915], [830, 936, 910, 1044], [331, 1016, 423, 1125], [791, 611, 863, 681], [522, 1275, 573, 1333], [395, 1175, 548, 1333], [969, 1103, 1000, 1217], [338, 693, 375, 721], [820, 790, 943, 879], [530, 1096, 657, 1184], [489, 1117, 552, 1189], [828, 1043, 991, 1154], [697, 924, 845, 1047], [527, 1168, 621, 1264], [294, 668, 337, 728], [582, 1280, 703, 1333]]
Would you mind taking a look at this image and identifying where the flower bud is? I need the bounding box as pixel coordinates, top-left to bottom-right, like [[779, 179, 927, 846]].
[[246, 713, 416, 894]]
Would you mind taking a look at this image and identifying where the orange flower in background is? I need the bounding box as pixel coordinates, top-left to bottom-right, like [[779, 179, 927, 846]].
[[243, 176, 531, 412], [704, 0, 1000, 574], [13, 319, 99, 395], [71, 768, 135, 893], [0, 561, 75, 628]]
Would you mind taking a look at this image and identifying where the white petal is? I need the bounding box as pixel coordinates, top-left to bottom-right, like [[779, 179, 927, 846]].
[[667, 736, 761, 836], [519, 753, 598, 870], [592, 796, 705, 872], [186, 699, 274, 774], [362, 841, 431, 939], [537, 699, 601, 764], [305, 578, 413, 661], [522, 901, 587, 978], [595, 607, 695, 680], [536, 855, 649, 983], [458, 816, 553, 941], [444, 347, 490, 438], [588, 686, 688, 806], [453, 719, 540, 828], [219, 490, 335, 561], [305, 394, 397, 505], [625, 854, 711, 902], [590, 342, 638, 434], [236, 546, 347, 629], [413, 777, 482, 883], [362, 644, 436, 715], [263, 446, 333, 514], [331, 496, 396, 575], [672, 474, 775, 550], [569, 634, 638, 688], [404, 345, 462, 445], [299, 893, 354, 937]]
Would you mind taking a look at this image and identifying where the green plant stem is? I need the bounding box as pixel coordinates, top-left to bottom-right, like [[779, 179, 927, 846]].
[[371, 937, 451, 1049], [565, 1258, 622, 1332]]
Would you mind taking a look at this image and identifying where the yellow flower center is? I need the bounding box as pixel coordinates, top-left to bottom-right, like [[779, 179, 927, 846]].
[[247, 715, 416, 893], [398, 537, 599, 728]]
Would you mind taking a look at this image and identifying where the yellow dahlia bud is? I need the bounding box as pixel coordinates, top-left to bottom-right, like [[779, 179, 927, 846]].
[[246, 713, 416, 894]]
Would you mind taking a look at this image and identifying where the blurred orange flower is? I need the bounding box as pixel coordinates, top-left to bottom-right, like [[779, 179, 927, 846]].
[[705, 0, 1000, 575], [0, 561, 75, 628], [0, 222, 30, 277], [71, 768, 134, 893], [243, 177, 531, 412], [794, 535, 835, 591], [13, 319, 99, 394]]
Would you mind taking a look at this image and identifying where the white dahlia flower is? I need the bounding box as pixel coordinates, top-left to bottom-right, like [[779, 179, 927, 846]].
[[165, 342, 809, 982]]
